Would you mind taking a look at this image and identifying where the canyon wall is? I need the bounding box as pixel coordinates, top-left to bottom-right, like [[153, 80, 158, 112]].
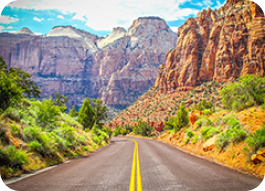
[[155, 0, 265, 93], [0, 17, 178, 111]]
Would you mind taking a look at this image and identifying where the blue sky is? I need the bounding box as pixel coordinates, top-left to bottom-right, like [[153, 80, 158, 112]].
[[0, 0, 262, 37]]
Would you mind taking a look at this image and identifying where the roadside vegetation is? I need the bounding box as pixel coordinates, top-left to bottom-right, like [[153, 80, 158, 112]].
[[113, 74, 265, 178], [0, 57, 110, 179]]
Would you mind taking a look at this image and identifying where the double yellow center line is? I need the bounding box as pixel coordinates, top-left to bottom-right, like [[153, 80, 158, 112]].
[[129, 140, 142, 191]]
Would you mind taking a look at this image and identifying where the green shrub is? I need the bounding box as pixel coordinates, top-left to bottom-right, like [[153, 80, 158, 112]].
[[191, 134, 199, 144], [245, 124, 265, 152], [0, 145, 29, 169], [10, 124, 21, 137], [216, 116, 246, 151], [133, 121, 153, 136], [4, 107, 21, 122], [22, 125, 42, 142], [186, 129, 194, 138], [201, 126, 219, 141], [221, 74, 265, 110], [202, 109, 212, 115], [165, 102, 189, 133], [28, 140, 43, 153], [35, 99, 61, 130]]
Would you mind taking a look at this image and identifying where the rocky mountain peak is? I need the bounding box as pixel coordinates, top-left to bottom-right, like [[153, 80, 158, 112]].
[[97, 27, 127, 49], [46, 25, 83, 38], [127, 16, 170, 37], [16, 27, 35, 36], [155, 0, 265, 93]]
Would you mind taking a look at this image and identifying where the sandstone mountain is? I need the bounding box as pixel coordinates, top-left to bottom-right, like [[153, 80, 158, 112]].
[[110, 0, 265, 127], [155, 0, 265, 93], [0, 17, 178, 114]]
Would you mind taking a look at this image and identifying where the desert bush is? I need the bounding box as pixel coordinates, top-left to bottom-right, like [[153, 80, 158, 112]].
[[202, 109, 212, 115], [133, 121, 153, 136], [186, 129, 195, 138], [10, 124, 21, 137], [4, 107, 21, 122], [165, 102, 189, 133], [221, 74, 265, 110], [216, 115, 246, 151], [195, 117, 213, 128], [245, 124, 265, 152], [0, 145, 28, 169], [35, 99, 61, 130], [191, 134, 199, 144], [201, 126, 219, 141]]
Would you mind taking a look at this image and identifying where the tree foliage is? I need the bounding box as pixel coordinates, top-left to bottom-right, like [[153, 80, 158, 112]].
[[78, 98, 95, 130], [221, 74, 265, 110], [165, 102, 189, 132], [0, 56, 41, 112], [133, 121, 153, 136], [89, 98, 108, 128], [52, 92, 69, 112], [69, 105, 78, 117]]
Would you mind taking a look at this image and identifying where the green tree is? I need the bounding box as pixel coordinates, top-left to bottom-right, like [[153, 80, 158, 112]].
[[0, 70, 23, 111], [90, 98, 108, 128], [174, 102, 189, 132], [0, 56, 41, 111], [221, 74, 265, 110], [78, 98, 95, 130], [133, 121, 153, 136], [9, 67, 41, 98], [52, 92, 68, 112], [35, 99, 61, 130], [69, 105, 78, 117]]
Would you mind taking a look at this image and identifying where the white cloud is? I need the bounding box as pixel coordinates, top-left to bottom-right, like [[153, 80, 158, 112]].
[[0, 25, 13, 32], [0, 25, 5, 32], [57, 15, 64, 19], [33, 16, 44, 22], [5, 0, 199, 31], [0, 15, 19, 24], [170, 27, 178, 33], [47, 18, 53, 21], [34, 32, 43, 35]]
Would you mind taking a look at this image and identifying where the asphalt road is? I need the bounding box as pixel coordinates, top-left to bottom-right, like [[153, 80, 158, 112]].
[[6, 137, 263, 191]]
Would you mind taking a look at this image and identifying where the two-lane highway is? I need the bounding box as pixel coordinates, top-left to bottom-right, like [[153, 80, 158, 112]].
[[6, 137, 263, 191]]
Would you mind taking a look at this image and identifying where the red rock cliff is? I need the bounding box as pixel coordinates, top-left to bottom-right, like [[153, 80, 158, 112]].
[[155, 0, 265, 93]]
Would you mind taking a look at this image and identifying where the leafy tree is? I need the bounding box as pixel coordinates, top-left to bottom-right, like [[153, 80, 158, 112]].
[[69, 105, 78, 117], [0, 56, 41, 111], [52, 92, 68, 112], [221, 74, 265, 110], [35, 99, 61, 130], [89, 98, 108, 128], [9, 67, 41, 98], [174, 102, 189, 132], [78, 98, 95, 130], [0, 70, 23, 111], [133, 121, 153, 136]]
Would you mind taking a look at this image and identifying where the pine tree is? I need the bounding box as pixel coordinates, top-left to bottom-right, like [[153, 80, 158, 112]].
[[174, 102, 189, 132], [78, 98, 95, 130], [69, 105, 78, 117]]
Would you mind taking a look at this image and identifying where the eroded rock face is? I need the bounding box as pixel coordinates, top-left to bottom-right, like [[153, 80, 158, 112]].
[[155, 0, 265, 93], [0, 18, 178, 110]]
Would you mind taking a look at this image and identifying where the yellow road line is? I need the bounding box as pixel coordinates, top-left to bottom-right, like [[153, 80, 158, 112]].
[[129, 143, 136, 191], [129, 140, 143, 191]]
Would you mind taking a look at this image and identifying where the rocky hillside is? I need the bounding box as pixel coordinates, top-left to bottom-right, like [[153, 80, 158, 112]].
[[155, 0, 265, 93], [111, 0, 265, 126], [0, 17, 178, 114]]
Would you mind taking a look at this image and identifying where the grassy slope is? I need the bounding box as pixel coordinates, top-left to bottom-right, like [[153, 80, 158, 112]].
[[156, 106, 265, 179], [114, 81, 265, 178], [113, 81, 223, 123], [0, 99, 108, 179]]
